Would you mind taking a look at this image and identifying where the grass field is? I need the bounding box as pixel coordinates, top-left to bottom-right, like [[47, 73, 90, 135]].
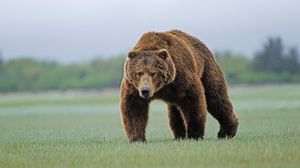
[[0, 85, 300, 168]]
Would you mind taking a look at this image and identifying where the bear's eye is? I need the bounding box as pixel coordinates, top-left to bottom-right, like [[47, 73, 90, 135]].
[[149, 72, 156, 77], [136, 72, 143, 77]]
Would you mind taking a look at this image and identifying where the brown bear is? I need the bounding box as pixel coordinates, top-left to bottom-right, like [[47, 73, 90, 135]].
[[120, 30, 238, 142]]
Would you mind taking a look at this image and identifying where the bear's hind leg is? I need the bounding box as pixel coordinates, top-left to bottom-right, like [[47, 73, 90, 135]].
[[202, 65, 239, 139], [205, 89, 238, 139], [167, 105, 186, 139]]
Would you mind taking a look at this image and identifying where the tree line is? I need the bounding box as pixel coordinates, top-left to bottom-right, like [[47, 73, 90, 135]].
[[216, 37, 300, 84], [0, 37, 299, 92]]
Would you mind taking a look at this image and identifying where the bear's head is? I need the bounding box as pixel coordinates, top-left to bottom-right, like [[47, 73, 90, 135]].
[[124, 49, 176, 99]]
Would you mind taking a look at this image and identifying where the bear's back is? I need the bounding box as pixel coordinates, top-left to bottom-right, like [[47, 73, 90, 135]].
[[167, 30, 214, 60]]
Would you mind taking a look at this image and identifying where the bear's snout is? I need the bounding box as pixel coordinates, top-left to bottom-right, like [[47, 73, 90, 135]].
[[140, 87, 150, 99], [138, 73, 154, 99]]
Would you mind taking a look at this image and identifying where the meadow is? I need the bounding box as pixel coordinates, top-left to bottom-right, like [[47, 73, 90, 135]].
[[0, 85, 300, 168]]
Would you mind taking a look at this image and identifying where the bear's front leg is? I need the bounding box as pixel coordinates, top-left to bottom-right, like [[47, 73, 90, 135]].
[[120, 90, 149, 142], [178, 86, 207, 140]]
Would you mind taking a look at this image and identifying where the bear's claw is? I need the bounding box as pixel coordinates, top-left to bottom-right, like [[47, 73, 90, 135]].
[[217, 124, 238, 139]]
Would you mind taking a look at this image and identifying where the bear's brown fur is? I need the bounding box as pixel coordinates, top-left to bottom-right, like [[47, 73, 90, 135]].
[[120, 30, 238, 142]]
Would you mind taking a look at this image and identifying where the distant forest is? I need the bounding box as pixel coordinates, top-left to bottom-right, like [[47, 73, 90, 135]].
[[0, 37, 300, 92]]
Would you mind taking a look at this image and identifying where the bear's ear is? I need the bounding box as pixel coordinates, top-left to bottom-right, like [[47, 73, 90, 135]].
[[128, 50, 138, 59], [158, 49, 168, 59]]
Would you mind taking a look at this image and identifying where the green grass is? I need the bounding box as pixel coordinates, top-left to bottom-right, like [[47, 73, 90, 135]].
[[1, 85, 300, 168]]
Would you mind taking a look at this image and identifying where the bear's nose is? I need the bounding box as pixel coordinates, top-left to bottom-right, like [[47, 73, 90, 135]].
[[141, 88, 150, 98]]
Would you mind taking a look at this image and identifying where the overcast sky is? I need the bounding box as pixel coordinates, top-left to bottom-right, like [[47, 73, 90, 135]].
[[0, 0, 299, 63]]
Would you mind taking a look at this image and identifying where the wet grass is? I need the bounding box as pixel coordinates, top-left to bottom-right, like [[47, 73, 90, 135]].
[[0, 85, 300, 168]]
